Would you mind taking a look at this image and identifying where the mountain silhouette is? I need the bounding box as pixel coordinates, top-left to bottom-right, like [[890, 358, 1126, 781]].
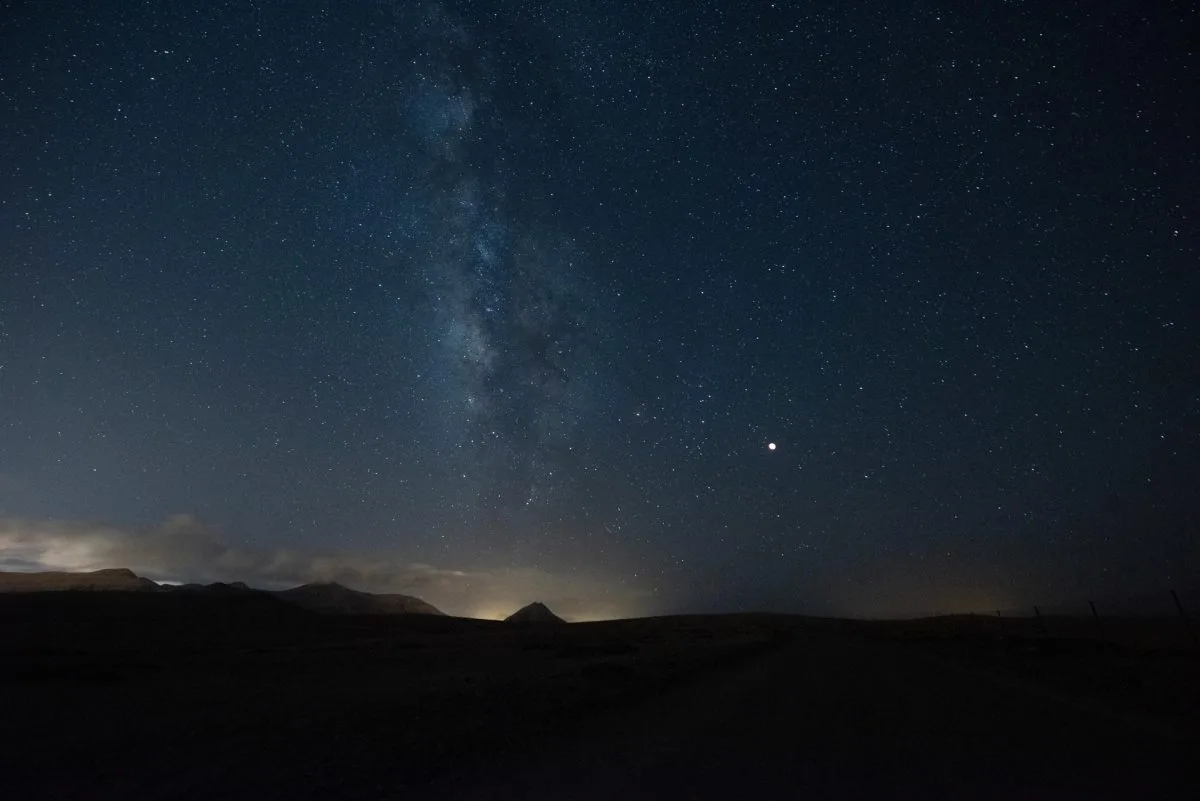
[[505, 601, 566, 624], [0, 568, 158, 593], [271, 581, 444, 615], [0, 569, 443, 615]]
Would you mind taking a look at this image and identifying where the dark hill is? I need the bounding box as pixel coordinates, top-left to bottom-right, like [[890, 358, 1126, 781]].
[[505, 601, 566, 624], [0, 569, 444, 616], [272, 581, 444, 616], [0, 589, 314, 652], [0, 568, 158, 593]]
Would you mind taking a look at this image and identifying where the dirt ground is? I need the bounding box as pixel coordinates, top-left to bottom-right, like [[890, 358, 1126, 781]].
[[2, 593, 1197, 800]]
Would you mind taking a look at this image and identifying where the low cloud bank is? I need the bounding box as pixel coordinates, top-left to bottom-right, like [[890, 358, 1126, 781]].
[[0, 514, 651, 621]]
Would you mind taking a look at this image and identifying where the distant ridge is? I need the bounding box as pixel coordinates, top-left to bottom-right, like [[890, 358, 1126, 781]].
[[505, 601, 566, 624], [271, 581, 445, 616], [0, 569, 444, 615], [0, 568, 158, 593]]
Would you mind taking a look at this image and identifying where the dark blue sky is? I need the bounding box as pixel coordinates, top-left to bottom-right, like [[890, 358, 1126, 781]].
[[2, 0, 1196, 618]]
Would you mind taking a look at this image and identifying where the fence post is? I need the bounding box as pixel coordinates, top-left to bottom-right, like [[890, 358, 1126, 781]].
[[996, 609, 1005, 636], [1170, 590, 1198, 649], [1034, 605, 1046, 636]]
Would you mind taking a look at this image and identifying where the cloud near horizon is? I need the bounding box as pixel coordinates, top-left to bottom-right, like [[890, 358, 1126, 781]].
[[0, 514, 653, 621]]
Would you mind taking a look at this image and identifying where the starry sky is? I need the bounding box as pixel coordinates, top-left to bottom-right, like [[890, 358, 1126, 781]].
[[1, 1, 1197, 619]]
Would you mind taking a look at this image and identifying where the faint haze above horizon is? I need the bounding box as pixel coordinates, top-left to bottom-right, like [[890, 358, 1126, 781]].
[[1, 1, 1196, 619]]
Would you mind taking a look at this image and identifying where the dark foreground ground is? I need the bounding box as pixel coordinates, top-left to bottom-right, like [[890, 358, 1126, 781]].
[[2, 593, 1197, 800]]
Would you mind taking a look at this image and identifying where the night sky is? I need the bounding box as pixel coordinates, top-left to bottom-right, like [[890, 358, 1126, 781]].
[[2, 1, 1197, 619]]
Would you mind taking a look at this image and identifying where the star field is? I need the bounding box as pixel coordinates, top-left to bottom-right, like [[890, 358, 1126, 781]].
[[1, 1, 1196, 618]]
